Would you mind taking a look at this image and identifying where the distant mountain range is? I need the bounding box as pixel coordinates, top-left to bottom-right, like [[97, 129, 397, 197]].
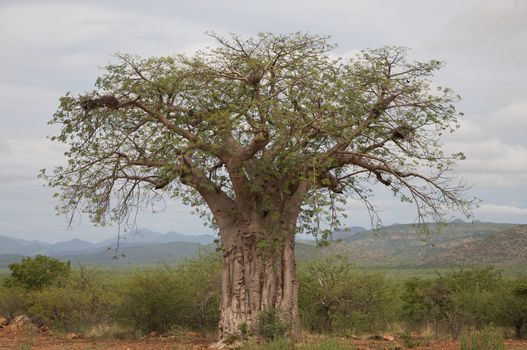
[[97, 228, 215, 247], [0, 229, 216, 267], [1, 222, 526, 269], [331, 226, 367, 240]]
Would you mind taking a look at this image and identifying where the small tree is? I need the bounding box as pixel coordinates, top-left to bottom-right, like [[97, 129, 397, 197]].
[[499, 277, 527, 338], [7, 255, 71, 291], [42, 32, 472, 339]]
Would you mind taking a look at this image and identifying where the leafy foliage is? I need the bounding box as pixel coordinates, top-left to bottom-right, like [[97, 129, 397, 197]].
[[401, 267, 504, 337], [42, 32, 472, 239], [118, 253, 221, 333], [118, 265, 188, 333], [6, 255, 71, 291], [245, 337, 351, 350], [0, 284, 29, 318], [1, 256, 527, 340], [256, 309, 289, 340], [497, 277, 527, 338], [298, 256, 398, 333], [460, 327, 505, 350], [28, 266, 118, 332]]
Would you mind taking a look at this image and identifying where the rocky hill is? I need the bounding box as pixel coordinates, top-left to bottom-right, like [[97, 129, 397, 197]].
[[420, 225, 527, 267], [322, 221, 519, 266]]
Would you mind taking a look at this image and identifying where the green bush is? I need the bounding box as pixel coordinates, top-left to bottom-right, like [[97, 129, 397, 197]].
[[452, 289, 500, 330], [0, 284, 30, 318], [496, 277, 527, 338], [256, 309, 289, 340], [460, 327, 505, 350], [401, 267, 503, 338], [3, 251, 525, 341], [118, 252, 221, 334], [401, 277, 436, 328], [245, 337, 353, 350], [5, 255, 71, 291], [173, 252, 221, 330], [30, 287, 94, 331], [28, 266, 118, 332], [118, 264, 185, 333], [245, 337, 294, 350], [298, 256, 398, 334]]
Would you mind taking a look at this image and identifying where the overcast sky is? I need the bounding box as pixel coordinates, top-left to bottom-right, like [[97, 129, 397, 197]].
[[1, 0, 526, 243]]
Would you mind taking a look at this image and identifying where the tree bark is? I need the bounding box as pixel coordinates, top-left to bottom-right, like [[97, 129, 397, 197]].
[[218, 222, 300, 340]]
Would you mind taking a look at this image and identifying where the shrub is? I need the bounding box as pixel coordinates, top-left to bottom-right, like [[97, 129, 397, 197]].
[[0, 284, 30, 318], [118, 264, 185, 333], [451, 288, 500, 330], [30, 286, 93, 331], [298, 256, 398, 334], [401, 267, 503, 338], [6, 255, 71, 291], [497, 277, 527, 338], [173, 252, 221, 330], [28, 266, 118, 332], [401, 277, 436, 328], [245, 337, 294, 350], [256, 309, 289, 340], [118, 252, 221, 334], [460, 327, 505, 350], [245, 337, 353, 350], [436, 267, 502, 337]]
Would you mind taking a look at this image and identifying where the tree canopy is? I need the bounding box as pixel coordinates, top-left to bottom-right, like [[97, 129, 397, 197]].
[[43, 32, 471, 238], [6, 255, 71, 291]]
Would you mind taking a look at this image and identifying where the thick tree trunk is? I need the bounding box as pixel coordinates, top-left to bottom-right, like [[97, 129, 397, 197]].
[[218, 223, 300, 340]]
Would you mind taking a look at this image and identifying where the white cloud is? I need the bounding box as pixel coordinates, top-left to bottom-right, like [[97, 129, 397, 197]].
[[0, 3, 202, 54], [454, 141, 527, 174], [415, 0, 527, 58], [0, 138, 12, 155], [0, 136, 66, 183], [0, 83, 63, 133], [488, 102, 527, 131], [443, 114, 527, 187], [475, 203, 527, 223]]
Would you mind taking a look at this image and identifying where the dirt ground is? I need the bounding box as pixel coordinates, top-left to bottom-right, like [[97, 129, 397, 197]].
[[2, 335, 527, 350], [1, 318, 527, 350], [2, 338, 527, 350]]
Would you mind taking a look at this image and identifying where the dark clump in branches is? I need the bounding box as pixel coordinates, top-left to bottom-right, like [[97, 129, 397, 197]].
[[80, 95, 120, 111]]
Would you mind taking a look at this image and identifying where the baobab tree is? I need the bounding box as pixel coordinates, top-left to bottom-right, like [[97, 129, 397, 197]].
[[43, 33, 471, 340]]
